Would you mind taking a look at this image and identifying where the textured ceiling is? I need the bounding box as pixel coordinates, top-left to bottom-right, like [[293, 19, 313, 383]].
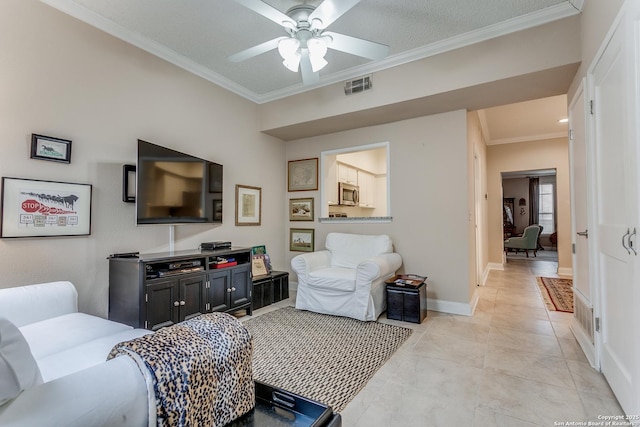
[[42, 0, 581, 103]]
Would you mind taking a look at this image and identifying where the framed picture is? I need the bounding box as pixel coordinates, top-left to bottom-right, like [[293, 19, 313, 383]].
[[213, 199, 223, 222], [289, 197, 314, 221], [30, 134, 72, 164], [235, 184, 261, 226], [1, 177, 92, 238], [290, 228, 314, 252], [288, 158, 318, 191]]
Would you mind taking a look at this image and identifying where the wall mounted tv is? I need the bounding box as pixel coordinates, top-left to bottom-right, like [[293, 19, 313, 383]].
[[136, 139, 223, 225]]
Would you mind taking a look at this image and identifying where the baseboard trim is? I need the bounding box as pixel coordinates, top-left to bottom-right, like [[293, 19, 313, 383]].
[[570, 319, 597, 369], [488, 262, 504, 271], [292, 279, 479, 317], [481, 265, 491, 285], [557, 267, 572, 276], [427, 291, 478, 316]]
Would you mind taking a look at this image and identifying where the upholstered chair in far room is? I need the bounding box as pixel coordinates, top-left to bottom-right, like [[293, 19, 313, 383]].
[[504, 224, 542, 258], [291, 233, 402, 321]]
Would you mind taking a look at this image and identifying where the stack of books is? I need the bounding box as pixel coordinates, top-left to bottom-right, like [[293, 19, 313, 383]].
[[385, 274, 427, 288], [211, 256, 237, 269]]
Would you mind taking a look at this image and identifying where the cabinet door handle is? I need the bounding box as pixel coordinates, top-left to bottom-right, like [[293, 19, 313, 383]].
[[180, 300, 186, 306], [577, 229, 588, 238], [629, 227, 637, 256], [231, 287, 236, 291], [227, 288, 232, 293], [174, 301, 180, 307]]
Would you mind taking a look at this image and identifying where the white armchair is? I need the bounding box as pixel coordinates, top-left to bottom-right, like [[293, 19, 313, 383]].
[[291, 233, 402, 321]]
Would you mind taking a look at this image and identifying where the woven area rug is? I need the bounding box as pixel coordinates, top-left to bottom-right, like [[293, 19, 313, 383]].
[[537, 277, 574, 312], [242, 306, 412, 412]]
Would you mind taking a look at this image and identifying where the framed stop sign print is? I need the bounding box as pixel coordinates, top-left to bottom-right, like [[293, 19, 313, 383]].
[[0, 177, 92, 238]]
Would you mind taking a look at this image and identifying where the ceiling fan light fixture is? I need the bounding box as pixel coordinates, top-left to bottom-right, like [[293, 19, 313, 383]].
[[282, 55, 301, 72], [309, 53, 328, 72], [278, 37, 301, 72], [307, 37, 328, 72], [278, 37, 300, 58], [307, 37, 327, 57]]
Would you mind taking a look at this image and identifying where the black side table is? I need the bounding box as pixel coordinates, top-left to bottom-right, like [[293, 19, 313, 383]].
[[385, 275, 427, 323]]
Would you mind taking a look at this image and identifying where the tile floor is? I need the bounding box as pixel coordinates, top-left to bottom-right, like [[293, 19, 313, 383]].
[[249, 257, 625, 426]]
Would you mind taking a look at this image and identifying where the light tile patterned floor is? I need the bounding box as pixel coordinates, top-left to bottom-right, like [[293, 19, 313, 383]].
[[248, 258, 624, 426]]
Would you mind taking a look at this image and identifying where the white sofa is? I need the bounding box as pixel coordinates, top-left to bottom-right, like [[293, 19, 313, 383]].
[[0, 281, 153, 427], [0, 280, 255, 427], [291, 233, 402, 321]]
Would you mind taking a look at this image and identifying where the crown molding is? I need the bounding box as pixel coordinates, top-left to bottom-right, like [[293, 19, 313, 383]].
[[487, 131, 569, 146], [41, 0, 582, 104], [258, 2, 582, 102], [40, 0, 262, 102]]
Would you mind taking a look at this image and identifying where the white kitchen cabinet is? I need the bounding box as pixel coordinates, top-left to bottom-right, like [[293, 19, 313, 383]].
[[325, 159, 338, 205], [338, 163, 358, 185], [358, 170, 375, 208]]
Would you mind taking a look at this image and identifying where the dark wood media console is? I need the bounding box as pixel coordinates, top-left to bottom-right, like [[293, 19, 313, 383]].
[[109, 248, 252, 331]]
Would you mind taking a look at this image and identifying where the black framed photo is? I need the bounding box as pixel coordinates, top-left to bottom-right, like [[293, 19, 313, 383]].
[[30, 134, 72, 164], [122, 164, 136, 203], [1, 177, 92, 238]]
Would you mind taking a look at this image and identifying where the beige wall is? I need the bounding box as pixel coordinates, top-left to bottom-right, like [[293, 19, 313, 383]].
[[487, 138, 572, 272], [0, 0, 286, 316], [286, 110, 477, 311]]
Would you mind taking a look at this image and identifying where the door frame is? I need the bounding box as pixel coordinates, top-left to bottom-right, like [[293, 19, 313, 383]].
[[568, 77, 598, 368]]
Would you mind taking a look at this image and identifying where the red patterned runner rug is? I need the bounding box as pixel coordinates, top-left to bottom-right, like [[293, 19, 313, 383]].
[[537, 277, 574, 313]]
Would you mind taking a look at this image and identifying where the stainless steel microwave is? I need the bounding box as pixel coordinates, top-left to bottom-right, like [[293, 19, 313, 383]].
[[339, 182, 359, 206]]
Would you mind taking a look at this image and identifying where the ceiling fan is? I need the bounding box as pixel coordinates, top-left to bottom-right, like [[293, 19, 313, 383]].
[[228, 0, 389, 85]]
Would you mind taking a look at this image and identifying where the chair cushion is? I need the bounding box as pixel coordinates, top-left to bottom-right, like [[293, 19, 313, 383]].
[[0, 317, 43, 406], [37, 328, 152, 382], [308, 268, 357, 292], [19, 313, 133, 360], [326, 233, 393, 269]]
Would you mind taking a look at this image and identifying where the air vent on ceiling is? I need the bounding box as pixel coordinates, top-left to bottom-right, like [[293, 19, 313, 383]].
[[344, 75, 372, 95]]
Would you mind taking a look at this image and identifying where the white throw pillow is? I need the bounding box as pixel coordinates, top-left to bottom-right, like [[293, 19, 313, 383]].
[[0, 316, 43, 405]]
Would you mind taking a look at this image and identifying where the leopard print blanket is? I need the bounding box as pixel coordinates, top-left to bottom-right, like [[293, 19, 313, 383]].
[[108, 313, 255, 427]]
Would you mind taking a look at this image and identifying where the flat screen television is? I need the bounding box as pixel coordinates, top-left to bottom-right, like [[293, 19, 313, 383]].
[[136, 139, 223, 225]]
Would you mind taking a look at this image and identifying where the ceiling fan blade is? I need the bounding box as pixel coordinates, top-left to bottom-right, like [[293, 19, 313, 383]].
[[233, 0, 296, 28], [309, 0, 360, 29], [228, 37, 285, 62], [299, 51, 319, 85], [323, 31, 389, 60]]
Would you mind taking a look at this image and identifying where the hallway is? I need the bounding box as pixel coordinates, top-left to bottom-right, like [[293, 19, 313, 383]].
[[338, 258, 625, 426]]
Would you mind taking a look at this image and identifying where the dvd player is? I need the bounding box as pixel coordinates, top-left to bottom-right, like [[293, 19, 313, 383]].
[[168, 260, 201, 270], [200, 241, 232, 250]]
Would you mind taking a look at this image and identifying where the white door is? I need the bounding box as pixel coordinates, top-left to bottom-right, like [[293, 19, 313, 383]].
[[568, 80, 595, 362], [590, 0, 640, 416], [474, 152, 482, 286]]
